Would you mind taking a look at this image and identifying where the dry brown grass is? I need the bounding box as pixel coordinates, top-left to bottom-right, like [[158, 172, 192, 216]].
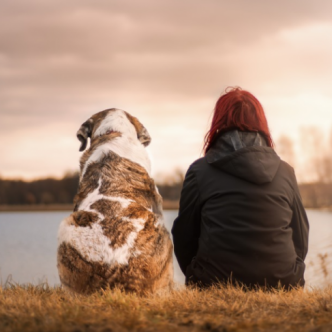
[[1, 283, 332, 332]]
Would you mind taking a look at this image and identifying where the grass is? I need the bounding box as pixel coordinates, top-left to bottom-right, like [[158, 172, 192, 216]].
[[1, 282, 332, 332]]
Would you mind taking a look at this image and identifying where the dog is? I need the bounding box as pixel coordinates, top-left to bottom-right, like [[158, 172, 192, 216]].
[[57, 108, 173, 295]]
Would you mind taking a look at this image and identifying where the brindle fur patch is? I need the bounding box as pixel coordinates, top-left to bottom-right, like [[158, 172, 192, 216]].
[[72, 210, 99, 227], [57, 242, 111, 294], [75, 152, 163, 215], [90, 199, 136, 249], [90, 198, 122, 217], [100, 216, 135, 249], [98, 153, 163, 214]]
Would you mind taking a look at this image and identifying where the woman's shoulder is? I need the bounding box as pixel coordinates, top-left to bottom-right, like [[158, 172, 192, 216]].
[[188, 156, 210, 172], [184, 157, 217, 182], [278, 159, 296, 177], [276, 159, 301, 195]]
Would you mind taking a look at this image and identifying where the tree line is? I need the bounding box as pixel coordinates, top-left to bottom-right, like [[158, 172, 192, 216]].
[[0, 171, 185, 206], [0, 171, 331, 209], [0, 173, 79, 206], [274, 126, 332, 209]]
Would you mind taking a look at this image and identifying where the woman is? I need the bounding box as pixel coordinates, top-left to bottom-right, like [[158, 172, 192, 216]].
[[172, 87, 309, 289]]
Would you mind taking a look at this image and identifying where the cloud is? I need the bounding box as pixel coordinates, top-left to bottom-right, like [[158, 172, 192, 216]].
[[1, 0, 332, 178]]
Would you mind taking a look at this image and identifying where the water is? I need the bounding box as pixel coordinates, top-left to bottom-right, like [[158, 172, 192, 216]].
[[0, 209, 331, 288]]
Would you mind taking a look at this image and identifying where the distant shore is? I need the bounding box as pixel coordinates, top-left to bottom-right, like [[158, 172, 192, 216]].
[[0, 200, 179, 212]]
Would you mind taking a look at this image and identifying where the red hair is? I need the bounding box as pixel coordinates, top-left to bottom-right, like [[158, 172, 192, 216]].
[[204, 87, 273, 154]]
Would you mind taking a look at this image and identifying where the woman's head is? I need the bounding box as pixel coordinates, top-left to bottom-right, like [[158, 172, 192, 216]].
[[203, 87, 273, 154]]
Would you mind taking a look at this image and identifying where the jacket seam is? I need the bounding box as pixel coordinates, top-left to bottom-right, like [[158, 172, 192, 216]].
[[295, 192, 305, 260], [190, 164, 202, 206], [289, 170, 305, 260]]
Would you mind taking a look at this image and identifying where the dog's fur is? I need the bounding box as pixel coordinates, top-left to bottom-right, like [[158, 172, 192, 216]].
[[57, 109, 173, 295]]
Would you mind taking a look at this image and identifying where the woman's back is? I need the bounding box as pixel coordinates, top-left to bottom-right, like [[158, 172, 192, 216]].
[[172, 88, 309, 289], [174, 130, 308, 288]]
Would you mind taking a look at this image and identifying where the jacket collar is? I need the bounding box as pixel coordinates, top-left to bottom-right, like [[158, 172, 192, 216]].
[[206, 130, 268, 163]]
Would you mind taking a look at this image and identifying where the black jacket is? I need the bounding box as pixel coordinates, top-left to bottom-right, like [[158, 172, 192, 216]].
[[172, 130, 309, 288]]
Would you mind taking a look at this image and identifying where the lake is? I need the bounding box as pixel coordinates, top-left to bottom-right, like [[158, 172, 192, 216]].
[[0, 209, 331, 289]]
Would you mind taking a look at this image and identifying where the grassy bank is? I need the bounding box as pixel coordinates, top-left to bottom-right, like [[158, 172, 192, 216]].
[[1, 283, 332, 332]]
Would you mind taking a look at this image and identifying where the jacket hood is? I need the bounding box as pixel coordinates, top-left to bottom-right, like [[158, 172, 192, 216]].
[[206, 130, 280, 184]]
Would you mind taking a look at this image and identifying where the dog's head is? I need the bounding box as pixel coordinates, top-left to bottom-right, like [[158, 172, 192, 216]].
[[76, 109, 151, 152]]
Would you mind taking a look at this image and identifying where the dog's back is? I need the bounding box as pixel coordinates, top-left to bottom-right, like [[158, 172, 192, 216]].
[[57, 109, 173, 294]]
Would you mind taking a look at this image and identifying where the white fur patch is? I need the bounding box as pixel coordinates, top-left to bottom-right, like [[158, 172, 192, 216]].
[[58, 216, 145, 265], [81, 109, 151, 177], [78, 178, 133, 212], [93, 110, 137, 139], [58, 178, 146, 265]]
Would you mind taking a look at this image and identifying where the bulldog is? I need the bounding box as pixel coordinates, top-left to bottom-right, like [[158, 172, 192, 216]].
[[57, 108, 173, 295]]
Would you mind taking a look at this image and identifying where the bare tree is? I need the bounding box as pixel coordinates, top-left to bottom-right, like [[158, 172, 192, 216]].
[[300, 127, 324, 182], [276, 135, 295, 167], [299, 126, 332, 183]]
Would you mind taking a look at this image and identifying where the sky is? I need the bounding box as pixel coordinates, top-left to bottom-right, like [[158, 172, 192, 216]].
[[1, 0, 332, 181]]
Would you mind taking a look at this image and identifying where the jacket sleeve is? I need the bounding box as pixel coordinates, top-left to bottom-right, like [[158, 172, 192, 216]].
[[289, 173, 309, 261], [171, 165, 201, 275]]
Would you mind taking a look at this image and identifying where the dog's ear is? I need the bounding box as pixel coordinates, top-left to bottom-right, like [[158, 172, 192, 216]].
[[76, 118, 94, 152], [125, 112, 151, 147]]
